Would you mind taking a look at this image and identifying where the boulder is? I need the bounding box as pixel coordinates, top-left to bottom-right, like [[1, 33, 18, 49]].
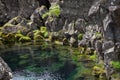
[[0, 57, 12, 80], [30, 6, 48, 28]]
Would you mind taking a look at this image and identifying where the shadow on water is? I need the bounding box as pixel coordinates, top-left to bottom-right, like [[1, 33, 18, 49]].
[[0, 43, 95, 80]]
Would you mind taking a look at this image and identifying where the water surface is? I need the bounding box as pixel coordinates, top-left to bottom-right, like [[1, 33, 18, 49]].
[[0, 44, 95, 80]]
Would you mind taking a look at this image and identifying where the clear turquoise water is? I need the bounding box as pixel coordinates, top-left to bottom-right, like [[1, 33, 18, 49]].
[[0, 44, 95, 80]]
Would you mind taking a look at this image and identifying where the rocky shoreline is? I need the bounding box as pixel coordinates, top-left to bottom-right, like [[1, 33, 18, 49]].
[[0, 0, 120, 80]]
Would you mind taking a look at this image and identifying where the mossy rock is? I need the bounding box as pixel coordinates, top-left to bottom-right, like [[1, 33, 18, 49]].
[[40, 26, 47, 33], [0, 32, 5, 37], [27, 31, 34, 40], [111, 73, 120, 80], [89, 54, 97, 61], [34, 35, 44, 43], [54, 40, 63, 45], [92, 65, 105, 78], [0, 27, 2, 31], [40, 27, 49, 38], [78, 33, 84, 40], [19, 36, 31, 43], [42, 3, 61, 19], [2, 33, 16, 44], [85, 48, 94, 55], [2, 16, 33, 35], [2, 23, 15, 33], [78, 46, 85, 54], [34, 30, 41, 36], [110, 61, 120, 70], [8, 16, 23, 25], [15, 33, 23, 41]]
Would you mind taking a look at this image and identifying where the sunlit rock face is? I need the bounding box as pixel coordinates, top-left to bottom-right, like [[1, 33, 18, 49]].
[[60, 0, 94, 21]]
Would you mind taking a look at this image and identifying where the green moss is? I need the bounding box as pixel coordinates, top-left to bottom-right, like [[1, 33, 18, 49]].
[[89, 54, 97, 61], [19, 36, 31, 43], [34, 35, 44, 43], [49, 3, 61, 17], [42, 3, 61, 19], [110, 61, 120, 70], [78, 33, 84, 40], [78, 46, 85, 54], [95, 32, 102, 39], [2, 33, 15, 44], [15, 31, 24, 41], [0, 27, 2, 31], [111, 73, 120, 79], [92, 65, 105, 78], [34, 30, 41, 36], [15, 33, 23, 40], [33, 27, 49, 43], [40, 26, 49, 38], [89, 51, 97, 61], [40, 26, 46, 33]]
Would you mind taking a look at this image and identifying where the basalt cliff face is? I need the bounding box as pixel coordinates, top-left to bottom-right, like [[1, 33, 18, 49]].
[[0, 0, 39, 25], [88, 0, 120, 79], [60, 0, 94, 21], [0, 0, 51, 25]]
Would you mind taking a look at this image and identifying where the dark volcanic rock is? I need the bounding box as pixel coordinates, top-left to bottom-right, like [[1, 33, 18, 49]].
[[0, 57, 12, 80], [0, 0, 38, 24], [0, 0, 51, 25], [30, 6, 48, 28], [1, 16, 38, 35], [36, 0, 51, 9], [89, 0, 120, 79], [60, 0, 94, 21], [102, 6, 120, 79]]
